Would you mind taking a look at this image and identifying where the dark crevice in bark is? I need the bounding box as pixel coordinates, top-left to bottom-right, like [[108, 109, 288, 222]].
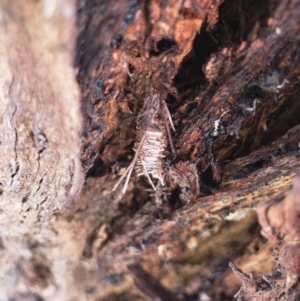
[[174, 0, 277, 91]]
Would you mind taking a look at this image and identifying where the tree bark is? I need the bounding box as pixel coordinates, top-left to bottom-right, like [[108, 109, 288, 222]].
[[0, 0, 300, 300], [0, 0, 83, 300]]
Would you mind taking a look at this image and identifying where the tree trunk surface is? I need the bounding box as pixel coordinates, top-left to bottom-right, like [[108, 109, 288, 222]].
[[0, 0, 300, 300]]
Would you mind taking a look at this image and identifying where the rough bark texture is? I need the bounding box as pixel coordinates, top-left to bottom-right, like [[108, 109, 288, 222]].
[[0, 0, 83, 300], [73, 0, 300, 299], [230, 175, 300, 300], [0, 0, 300, 300]]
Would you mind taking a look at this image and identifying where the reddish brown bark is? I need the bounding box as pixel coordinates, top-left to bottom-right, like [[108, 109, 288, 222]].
[[0, 0, 300, 300], [73, 0, 300, 300]]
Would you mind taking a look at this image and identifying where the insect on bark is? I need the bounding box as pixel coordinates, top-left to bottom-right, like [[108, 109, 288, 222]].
[[113, 92, 175, 193]]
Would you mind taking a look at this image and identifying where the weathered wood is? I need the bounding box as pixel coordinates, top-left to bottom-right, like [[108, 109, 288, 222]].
[[231, 176, 300, 300], [0, 0, 83, 217], [73, 0, 300, 299], [0, 0, 82, 300], [0, 0, 300, 300]]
